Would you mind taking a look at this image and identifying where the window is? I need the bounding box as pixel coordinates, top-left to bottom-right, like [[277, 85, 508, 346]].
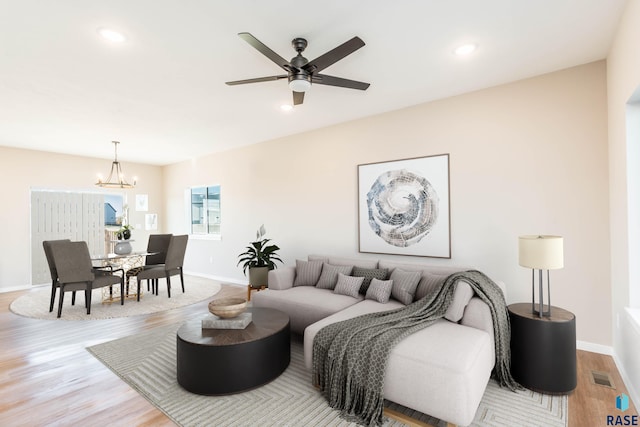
[[190, 185, 221, 236], [104, 194, 124, 226]]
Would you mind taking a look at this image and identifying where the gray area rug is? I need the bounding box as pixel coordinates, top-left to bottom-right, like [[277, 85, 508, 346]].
[[87, 323, 567, 426], [10, 275, 221, 320]]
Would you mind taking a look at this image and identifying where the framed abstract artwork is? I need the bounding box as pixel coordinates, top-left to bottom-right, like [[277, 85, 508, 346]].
[[358, 154, 451, 258], [145, 213, 158, 231], [135, 194, 149, 212]]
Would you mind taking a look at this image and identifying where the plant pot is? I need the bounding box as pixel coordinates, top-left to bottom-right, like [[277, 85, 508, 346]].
[[248, 266, 269, 289]]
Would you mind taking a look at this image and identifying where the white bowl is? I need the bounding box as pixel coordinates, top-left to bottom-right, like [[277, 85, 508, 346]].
[[208, 297, 247, 318]]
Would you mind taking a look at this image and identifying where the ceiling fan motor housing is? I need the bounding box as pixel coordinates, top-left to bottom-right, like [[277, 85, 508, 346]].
[[289, 41, 311, 91], [291, 37, 308, 53]]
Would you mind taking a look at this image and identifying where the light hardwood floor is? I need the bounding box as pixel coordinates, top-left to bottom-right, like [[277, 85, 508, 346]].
[[0, 284, 637, 426]]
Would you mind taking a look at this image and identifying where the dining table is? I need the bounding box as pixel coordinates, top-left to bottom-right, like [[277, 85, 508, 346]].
[[91, 251, 158, 303]]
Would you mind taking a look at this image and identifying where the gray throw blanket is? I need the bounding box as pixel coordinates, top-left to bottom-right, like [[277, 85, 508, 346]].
[[312, 270, 521, 426]]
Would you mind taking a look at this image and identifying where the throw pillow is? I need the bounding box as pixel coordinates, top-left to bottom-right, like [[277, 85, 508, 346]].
[[415, 273, 447, 300], [444, 279, 475, 322], [316, 263, 354, 290], [351, 267, 389, 294], [365, 278, 394, 303], [333, 273, 364, 298], [389, 268, 421, 305], [293, 259, 324, 287]]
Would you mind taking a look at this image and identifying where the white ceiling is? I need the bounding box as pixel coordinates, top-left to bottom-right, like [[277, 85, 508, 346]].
[[0, 0, 628, 165]]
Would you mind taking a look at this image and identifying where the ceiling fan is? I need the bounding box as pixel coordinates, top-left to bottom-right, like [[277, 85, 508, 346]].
[[225, 32, 370, 105]]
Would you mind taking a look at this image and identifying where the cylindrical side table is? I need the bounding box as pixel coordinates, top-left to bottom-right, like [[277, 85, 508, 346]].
[[508, 303, 577, 394]]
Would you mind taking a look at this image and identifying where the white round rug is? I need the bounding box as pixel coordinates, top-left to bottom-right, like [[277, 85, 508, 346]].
[[10, 275, 221, 321]]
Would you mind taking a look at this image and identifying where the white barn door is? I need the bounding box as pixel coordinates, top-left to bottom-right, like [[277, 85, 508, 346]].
[[31, 191, 104, 286]]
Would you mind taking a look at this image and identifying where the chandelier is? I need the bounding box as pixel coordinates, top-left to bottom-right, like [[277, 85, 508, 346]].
[[95, 141, 136, 189]]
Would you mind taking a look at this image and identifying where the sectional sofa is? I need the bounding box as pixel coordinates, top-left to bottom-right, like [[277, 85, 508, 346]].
[[252, 255, 505, 426]]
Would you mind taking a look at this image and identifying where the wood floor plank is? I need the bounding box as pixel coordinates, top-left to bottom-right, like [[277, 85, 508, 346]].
[[0, 283, 637, 426]]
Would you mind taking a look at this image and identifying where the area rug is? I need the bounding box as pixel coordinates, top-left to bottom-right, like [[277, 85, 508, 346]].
[[87, 323, 567, 426], [9, 275, 221, 320]]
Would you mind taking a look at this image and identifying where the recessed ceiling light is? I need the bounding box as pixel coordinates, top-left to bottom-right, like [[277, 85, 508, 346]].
[[98, 28, 126, 43], [454, 43, 477, 56], [280, 104, 293, 112]]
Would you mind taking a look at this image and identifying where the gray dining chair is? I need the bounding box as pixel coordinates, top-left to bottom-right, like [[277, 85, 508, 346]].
[[126, 233, 173, 292], [50, 240, 125, 318], [135, 234, 188, 299], [43, 239, 75, 312]]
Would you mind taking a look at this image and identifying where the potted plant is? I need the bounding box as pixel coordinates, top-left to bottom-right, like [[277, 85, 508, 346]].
[[114, 224, 134, 255], [237, 225, 283, 288], [116, 224, 133, 240]]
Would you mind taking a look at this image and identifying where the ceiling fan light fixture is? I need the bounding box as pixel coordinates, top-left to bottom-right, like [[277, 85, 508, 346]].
[[98, 28, 126, 43], [288, 79, 311, 92]]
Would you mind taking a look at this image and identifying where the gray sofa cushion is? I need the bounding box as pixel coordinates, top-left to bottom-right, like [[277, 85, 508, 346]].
[[316, 263, 354, 290], [333, 273, 363, 298], [308, 255, 329, 263], [365, 278, 393, 303], [378, 260, 467, 277], [251, 286, 363, 334], [444, 279, 475, 322], [309, 254, 378, 269], [303, 298, 404, 368], [415, 272, 447, 300], [303, 301, 494, 426], [389, 268, 421, 304], [351, 266, 389, 294], [293, 259, 324, 287]]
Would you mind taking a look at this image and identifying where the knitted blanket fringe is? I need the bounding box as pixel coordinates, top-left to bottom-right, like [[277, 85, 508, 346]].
[[312, 270, 521, 426]]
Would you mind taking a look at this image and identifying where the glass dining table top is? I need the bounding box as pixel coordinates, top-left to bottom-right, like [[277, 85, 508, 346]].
[[90, 251, 158, 261]]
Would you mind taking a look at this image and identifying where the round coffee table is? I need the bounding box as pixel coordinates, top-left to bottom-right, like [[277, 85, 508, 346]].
[[176, 307, 290, 395]]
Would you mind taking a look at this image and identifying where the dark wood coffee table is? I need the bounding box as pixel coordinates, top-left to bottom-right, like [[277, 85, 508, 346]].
[[176, 307, 290, 395]]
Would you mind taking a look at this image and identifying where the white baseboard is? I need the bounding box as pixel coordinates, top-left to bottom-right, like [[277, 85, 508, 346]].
[[0, 283, 48, 293], [182, 270, 246, 287], [613, 350, 640, 414], [576, 340, 614, 355]]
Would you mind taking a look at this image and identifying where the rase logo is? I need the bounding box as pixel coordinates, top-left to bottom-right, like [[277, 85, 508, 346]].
[[606, 393, 638, 426]]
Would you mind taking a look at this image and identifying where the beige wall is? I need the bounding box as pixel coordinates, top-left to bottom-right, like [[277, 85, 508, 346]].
[[0, 146, 164, 290], [164, 61, 610, 346], [607, 0, 640, 404]]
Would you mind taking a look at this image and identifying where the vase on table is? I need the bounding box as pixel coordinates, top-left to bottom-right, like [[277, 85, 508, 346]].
[[114, 240, 132, 255]]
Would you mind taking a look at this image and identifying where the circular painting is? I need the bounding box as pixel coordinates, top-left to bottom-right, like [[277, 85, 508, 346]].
[[366, 169, 439, 247]]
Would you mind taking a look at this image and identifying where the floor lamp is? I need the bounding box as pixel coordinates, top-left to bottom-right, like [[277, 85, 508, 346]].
[[518, 235, 564, 317]]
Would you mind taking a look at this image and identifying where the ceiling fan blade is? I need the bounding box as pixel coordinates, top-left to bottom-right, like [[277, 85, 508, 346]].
[[303, 36, 365, 74], [238, 32, 295, 72], [226, 75, 288, 86], [312, 74, 370, 90], [293, 91, 305, 105]]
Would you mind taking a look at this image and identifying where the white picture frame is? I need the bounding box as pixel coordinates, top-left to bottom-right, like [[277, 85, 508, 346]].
[[135, 194, 148, 212], [145, 213, 158, 231]]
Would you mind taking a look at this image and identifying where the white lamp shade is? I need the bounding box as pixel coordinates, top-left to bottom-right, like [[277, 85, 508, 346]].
[[518, 235, 564, 270]]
